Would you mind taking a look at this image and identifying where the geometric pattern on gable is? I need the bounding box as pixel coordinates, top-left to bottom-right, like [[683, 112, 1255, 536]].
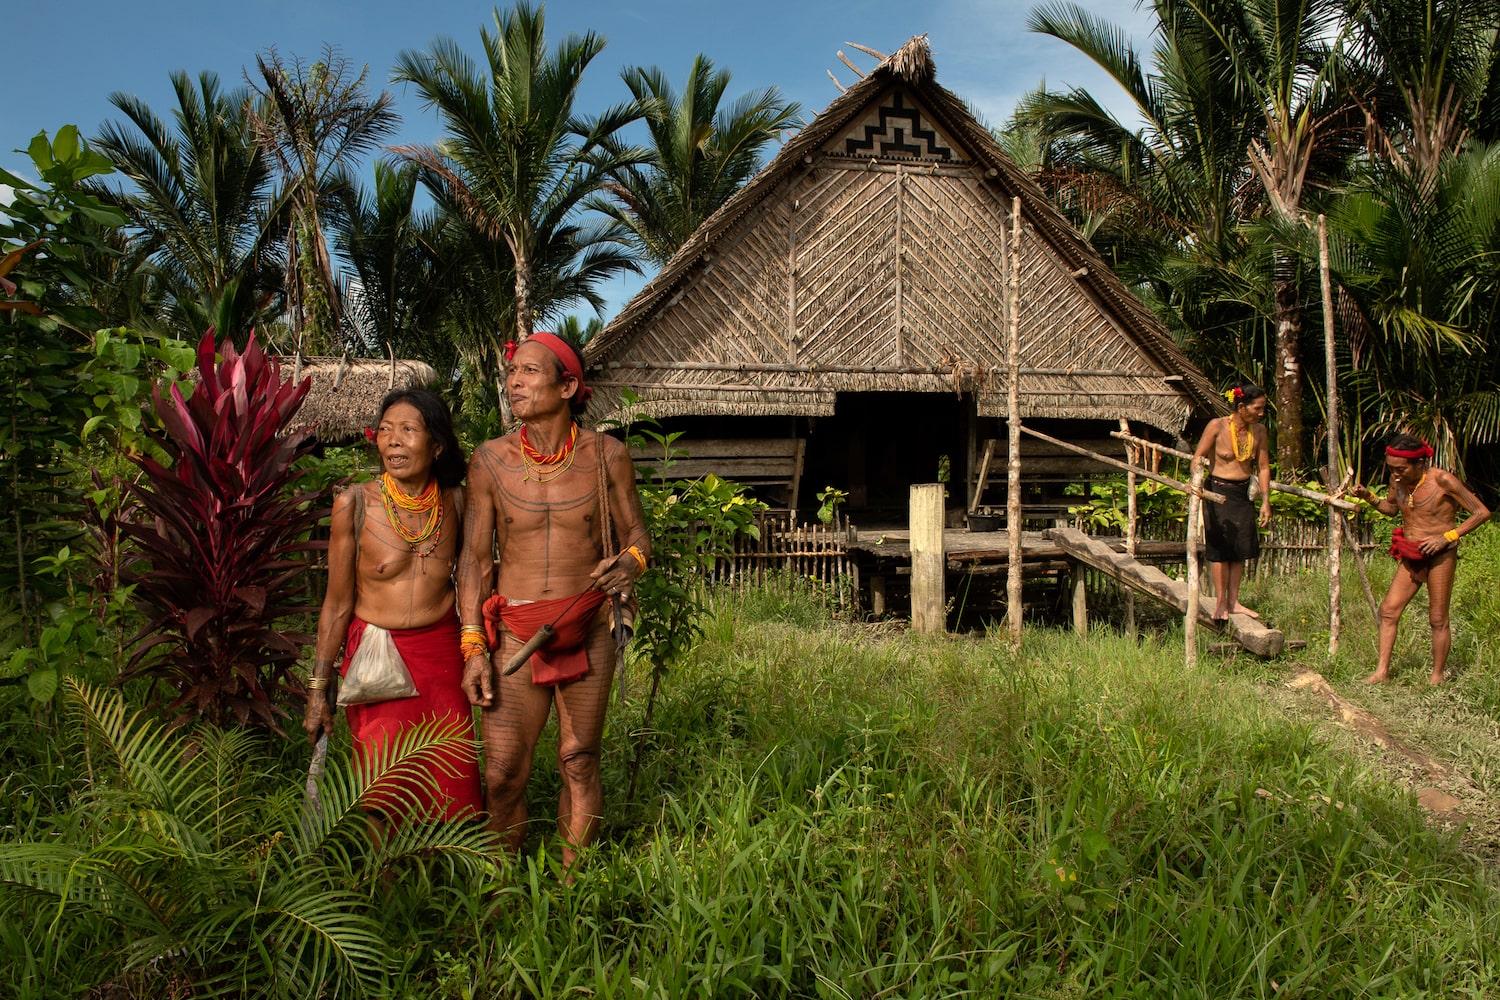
[[832, 90, 959, 162]]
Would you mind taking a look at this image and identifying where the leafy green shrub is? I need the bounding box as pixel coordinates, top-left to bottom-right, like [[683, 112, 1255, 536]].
[[1067, 474, 1384, 535], [0, 129, 139, 639], [607, 394, 767, 800]]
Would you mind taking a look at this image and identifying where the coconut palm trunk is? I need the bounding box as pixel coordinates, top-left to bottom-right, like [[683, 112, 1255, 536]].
[[1272, 260, 1305, 469]]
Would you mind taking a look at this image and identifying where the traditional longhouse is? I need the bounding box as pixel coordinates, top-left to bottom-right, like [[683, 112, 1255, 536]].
[[584, 35, 1224, 520], [284, 356, 438, 442]]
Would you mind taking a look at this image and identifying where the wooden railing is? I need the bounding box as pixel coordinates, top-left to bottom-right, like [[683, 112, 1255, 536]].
[[1126, 515, 1376, 579], [703, 510, 1370, 615]]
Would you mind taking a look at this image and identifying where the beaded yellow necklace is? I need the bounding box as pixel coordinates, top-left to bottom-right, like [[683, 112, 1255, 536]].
[[520, 424, 578, 483], [380, 473, 443, 551], [1229, 417, 1254, 462]]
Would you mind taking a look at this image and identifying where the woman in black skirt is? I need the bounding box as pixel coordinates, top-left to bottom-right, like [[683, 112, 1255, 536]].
[[1192, 383, 1272, 622]]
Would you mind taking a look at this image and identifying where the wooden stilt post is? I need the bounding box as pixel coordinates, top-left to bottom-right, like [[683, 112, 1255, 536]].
[[1120, 418, 1138, 639], [1072, 564, 1088, 634], [1319, 215, 1342, 655], [970, 439, 996, 515], [1007, 196, 1023, 643], [1186, 458, 1205, 668], [910, 483, 947, 635]]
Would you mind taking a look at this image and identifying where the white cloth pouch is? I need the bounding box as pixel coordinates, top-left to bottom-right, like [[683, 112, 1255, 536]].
[[337, 623, 419, 706]]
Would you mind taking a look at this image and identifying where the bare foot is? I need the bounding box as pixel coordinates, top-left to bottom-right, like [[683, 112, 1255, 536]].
[[1363, 670, 1389, 684], [1429, 670, 1445, 686], [1212, 603, 1230, 624], [1231, 603, 1260, 619]]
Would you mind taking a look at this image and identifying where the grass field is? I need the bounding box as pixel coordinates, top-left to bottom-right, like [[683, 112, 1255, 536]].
[[417, 556, 1500, 999], [4, 535, 1499, 998]]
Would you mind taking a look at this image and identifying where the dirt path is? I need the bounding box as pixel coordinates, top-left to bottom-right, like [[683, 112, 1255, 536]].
[[1272, 663, 1500, 855]]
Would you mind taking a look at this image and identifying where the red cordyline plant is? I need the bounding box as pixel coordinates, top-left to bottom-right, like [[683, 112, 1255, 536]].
[[119, 329, 326, 730]]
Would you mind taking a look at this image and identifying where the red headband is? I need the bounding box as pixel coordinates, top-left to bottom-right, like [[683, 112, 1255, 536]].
[[1386, 442, 1433, 460], [512, 332, 593, 406]]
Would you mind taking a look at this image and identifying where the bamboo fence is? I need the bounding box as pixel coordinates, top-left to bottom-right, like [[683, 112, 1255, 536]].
[[706, 513, 860, 610]]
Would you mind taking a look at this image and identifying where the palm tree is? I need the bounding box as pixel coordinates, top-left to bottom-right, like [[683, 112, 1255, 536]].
[[332, 160, 450, 367], [406, 155, 639, 379], [1016, 2, 1264, 376], [1346, 0, 1500, 188], [94, 71, 281, 341], [1324, 0, 1500, 477], [391, 1, 647, 362], [554, 313, 603, 344], [1022, 0, 1362, 470], [249, 45, 400, 356], [594, 55, 802, 264], [1185, 0, 1362, 470], [1328, 144, 1500, 474]]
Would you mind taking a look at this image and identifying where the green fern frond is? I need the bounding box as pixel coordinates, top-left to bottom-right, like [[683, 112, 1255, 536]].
[[288, 715, 483, 858], [181, 885, 387, 998]]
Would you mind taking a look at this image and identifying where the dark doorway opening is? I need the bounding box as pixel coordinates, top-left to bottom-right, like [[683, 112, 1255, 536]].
[[804, 392, 968, 524]]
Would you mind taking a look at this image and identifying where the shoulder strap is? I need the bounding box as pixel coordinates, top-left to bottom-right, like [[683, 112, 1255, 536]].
[[596, 431, 617, 558], [350, 482, 367, 564]]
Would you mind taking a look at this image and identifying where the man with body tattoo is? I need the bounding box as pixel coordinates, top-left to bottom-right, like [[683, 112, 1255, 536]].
[[456, 333, 649, 869], [1352, 434, 1490, 685]]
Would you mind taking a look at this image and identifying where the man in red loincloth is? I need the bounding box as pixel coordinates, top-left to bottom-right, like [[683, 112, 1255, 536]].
[[456, 333, 649, 870], [1352, 434, 1490, 684]]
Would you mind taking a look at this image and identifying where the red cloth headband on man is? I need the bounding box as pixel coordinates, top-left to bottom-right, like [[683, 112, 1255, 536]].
[[509, 332, 593, 406], [1386, 441, 1434, 460]]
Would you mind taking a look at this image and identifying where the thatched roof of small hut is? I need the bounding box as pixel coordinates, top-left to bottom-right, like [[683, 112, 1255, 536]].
[[584, 35, 1225, 437], [283, 356, 438, 441]]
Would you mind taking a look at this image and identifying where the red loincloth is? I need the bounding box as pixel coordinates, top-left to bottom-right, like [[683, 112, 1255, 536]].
[[482, 589, 609, 686], [341, 612, 483, 822], [1388, 527, 1433, 584]]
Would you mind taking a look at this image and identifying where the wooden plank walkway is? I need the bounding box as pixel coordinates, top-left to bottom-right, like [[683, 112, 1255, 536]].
[[1046, 527, 1284, 658]]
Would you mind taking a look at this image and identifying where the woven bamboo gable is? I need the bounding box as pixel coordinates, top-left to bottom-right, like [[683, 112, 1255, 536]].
[[585, 36, 1223, 437]]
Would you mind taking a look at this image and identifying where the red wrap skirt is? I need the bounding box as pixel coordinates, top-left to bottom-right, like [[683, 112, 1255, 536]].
[[341, 612, 484, 821]]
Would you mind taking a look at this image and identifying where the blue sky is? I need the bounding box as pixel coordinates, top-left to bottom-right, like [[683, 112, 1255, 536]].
[[3, 0, 1155, 319]]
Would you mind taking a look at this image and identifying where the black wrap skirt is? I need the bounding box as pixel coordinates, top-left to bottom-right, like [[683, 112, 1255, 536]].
[[1204, 476, 1260, 563]]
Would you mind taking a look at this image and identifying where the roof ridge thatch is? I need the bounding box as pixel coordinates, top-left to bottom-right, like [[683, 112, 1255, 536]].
[[586, 33, 1225, 425], [879, 34, 934, 83]]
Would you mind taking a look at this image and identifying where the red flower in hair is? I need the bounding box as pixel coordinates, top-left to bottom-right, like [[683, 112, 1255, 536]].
[[363, 427, 377, 442], [504, 341, 518, 361]]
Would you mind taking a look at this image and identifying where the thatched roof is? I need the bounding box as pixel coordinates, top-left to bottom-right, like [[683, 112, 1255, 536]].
[[584, 35, 1225, 437], [283, 356, 438, 441]]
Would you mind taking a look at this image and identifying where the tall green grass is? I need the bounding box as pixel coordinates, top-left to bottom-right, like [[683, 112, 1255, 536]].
[[4, 578, 1496, 997], [411, 593, 1499, 999]]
